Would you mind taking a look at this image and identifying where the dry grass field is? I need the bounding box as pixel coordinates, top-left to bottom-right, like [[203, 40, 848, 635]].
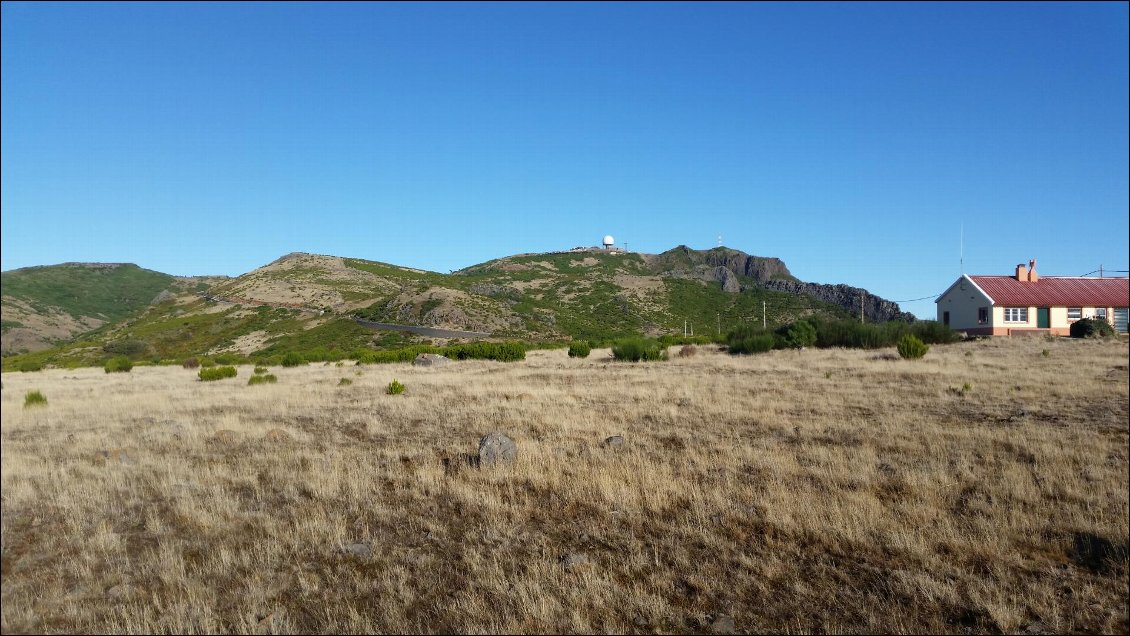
[[2, 337, 1127, 634]]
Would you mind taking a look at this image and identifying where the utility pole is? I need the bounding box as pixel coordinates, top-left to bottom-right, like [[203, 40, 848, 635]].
[[860, 294, 865, 323], [762, 301, 766, 329], [1100, 264, 1104, 278], [717, 313, 720, 336], [684, 319, 687, 337]]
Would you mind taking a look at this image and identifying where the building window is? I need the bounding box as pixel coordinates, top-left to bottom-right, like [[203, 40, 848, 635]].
[[978, 307, 988, 324], [1067, 307, 1082, 321], [1004, 307, 1028, 323], [1096, 308, 1108, 322]]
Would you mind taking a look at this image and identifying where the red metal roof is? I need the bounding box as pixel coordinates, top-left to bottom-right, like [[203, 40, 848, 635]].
[[970, 276, 1129, 307]]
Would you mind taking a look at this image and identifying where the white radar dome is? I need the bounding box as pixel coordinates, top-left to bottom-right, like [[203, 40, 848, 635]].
[[602, 235, 615, 246]]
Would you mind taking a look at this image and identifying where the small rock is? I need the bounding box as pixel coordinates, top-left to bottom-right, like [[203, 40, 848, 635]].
[[412, 353, 451, 367], [343, 543, 371, 558], [603, 435, 625, 450], [478, 432, 517, 467], [106, 583, 134, 599], [264, 429, 292, 442], [93, 448, 138, 467], [710, 613, 736, 634], [560, 551, 590, 570]]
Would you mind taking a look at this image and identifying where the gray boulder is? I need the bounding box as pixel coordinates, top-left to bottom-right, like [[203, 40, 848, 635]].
[[413, 353, 451, 367], [478, 432, 517, 467]]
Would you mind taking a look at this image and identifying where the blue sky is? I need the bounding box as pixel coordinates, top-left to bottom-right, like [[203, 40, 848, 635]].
[[2, 2, 1127, 319]]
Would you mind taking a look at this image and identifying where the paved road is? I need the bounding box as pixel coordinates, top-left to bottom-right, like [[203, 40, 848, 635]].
[[352, 318, 492, 339]]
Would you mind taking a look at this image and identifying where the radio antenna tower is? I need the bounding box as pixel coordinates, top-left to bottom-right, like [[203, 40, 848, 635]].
[[717, 234, 722, 248]]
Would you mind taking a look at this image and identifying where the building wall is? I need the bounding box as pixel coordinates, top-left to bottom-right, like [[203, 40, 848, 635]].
[[936, 279, 992, 332]]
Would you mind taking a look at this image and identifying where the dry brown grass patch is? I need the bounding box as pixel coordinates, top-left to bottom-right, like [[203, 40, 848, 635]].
[[1, 339, 1127, 633]]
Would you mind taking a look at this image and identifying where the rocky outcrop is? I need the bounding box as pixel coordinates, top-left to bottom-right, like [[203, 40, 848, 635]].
[[761, 280, 915, 323], [657, 246, 794, 283]]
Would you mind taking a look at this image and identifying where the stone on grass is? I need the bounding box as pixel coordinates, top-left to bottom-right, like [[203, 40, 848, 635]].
[[560, 551, 590, 570], [478, 432, 517, 467], [264, 428, 292, 442], [710, 613, 736, 634], [413, 353, 451, 367], [343, 543, 371, 558], [603, 435, 625, 450]]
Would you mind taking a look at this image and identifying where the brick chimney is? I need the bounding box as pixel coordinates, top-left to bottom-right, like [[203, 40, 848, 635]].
[[1028, 259, 1038, 282], [1016, 263, 1028, 281]]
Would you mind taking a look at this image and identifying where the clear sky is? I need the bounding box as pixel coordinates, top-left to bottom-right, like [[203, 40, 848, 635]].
[[2, 2, 1127, 319]]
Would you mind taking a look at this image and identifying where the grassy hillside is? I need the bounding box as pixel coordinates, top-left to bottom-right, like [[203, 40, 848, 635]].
[[1, 263, 176, 323], [1, 247, 879, 369]]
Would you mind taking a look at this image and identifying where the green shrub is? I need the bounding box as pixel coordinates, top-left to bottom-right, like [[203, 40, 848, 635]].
[[1070, 317, 1115, 339], [782, 320, 817, 348], [611, 337, 666, 362], [910, 320, 961, 344], [199, 366, 238, 382], [18, 360, 43, 372], [24, 390, 47, 408], [567, 342, 591, 358], [338, 378, 353, 386], [281, 352, 306, 367], [387, 379, 405, 395], [104, 355, 133, 373], [253, 366, 268, 375], [198, 357, 216, 368], [726, 325, 777, 354], [897, 334, 929, 360], [248, 373, 277, 385], [102, 339, 147, 358]]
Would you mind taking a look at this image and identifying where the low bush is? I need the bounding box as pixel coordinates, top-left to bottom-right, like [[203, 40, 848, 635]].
[[387, 379, 405, 395], [338, 378, 353, 386], [199, 366, 238, 382], [248, 373, 277, 385], [567, 342, 591, 358], [18, 360, 42, 373], [897, 334, 929, 360], [253, 366, 268, 375], [726, 325, 777, 354], [198, 357, 217, 368], [102, 339, 147, 358], [611, 337, 666, 362], [103, 355, 133, 373], [678, 344, 698, 357], [281, 352, 306, 367], [781, 320, 817, 348], [1070, 317, 1115, 339], [182, 357, 200, 369], [24, 390, 47, 408]]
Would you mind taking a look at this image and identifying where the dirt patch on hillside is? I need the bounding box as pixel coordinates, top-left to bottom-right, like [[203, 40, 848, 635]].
[[210, 330, 272, 355], [215, 254, 399, 312], [1, 297, 104, 355]]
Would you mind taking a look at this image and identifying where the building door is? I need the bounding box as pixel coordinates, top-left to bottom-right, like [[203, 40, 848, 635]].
[[1037, 307, 1049, 328], [943, 311, 949, 326]]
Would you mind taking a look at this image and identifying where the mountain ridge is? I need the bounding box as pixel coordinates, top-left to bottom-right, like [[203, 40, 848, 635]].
[[2, 245, 914, 365]]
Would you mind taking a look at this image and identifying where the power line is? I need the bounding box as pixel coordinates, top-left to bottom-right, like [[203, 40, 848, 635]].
[[890, 293, 946, 303]]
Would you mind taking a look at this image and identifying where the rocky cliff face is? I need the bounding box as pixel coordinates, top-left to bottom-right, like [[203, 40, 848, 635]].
[[655, 246, 795, 283], [761, 280, 915, 323]]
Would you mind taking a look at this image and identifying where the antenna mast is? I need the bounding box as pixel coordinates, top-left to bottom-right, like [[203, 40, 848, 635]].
[[960, 222, 964, 275]]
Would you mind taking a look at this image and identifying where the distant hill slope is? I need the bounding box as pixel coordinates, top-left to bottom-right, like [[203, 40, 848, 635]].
[[1, 246, 914, 368], [0, 263, 218, 355]]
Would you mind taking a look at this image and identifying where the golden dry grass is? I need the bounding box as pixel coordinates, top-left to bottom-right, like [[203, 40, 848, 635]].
[[1, 337, 1127, 634]]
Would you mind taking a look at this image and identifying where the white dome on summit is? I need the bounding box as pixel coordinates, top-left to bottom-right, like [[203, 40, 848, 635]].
[[602, 235, 615, 246]]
